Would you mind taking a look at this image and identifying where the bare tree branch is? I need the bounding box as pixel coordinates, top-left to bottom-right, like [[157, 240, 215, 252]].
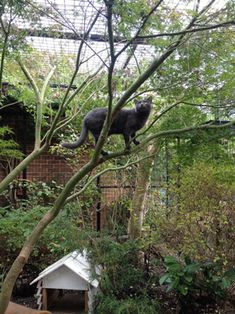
[[0, 17, 12, 93], [116, 0, 164, 58], [66, 152, 158, 203], [99, 119, 235, 163], [84, 0, 225, 168], [137, 20, 235, 40]]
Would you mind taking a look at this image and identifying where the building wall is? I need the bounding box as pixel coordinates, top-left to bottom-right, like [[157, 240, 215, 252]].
[[0, 148, 73, 185], [26, 149, 73, 184]]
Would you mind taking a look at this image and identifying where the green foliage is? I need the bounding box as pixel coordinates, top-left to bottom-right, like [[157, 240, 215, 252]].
[[160, 256, 201, 296], [0, 1, 45, 61], [0, 203, 80, 269], [0, 1, 234, 312], [104, 195, 131, 234], [81, 236, 160, 314], [16, 180, 63, 206], [160, 256, 235, 300], [0, 178, 99, 269], [159, 105, 207, 132], [150, 15, 235, 121], [112, 0, 151, 37], [149, 162, 235, 264], [96, 295, 159, 314], [0, 126, 24, 160]]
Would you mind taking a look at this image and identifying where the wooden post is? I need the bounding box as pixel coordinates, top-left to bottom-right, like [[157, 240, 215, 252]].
[[85, 290, 89, 312], [42, 288, 48, 310]]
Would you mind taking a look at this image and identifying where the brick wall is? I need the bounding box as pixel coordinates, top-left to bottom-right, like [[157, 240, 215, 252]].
[[0, 102, 129, 230], [0, 143, 132, 231], [26, 149, 73, 184], [0, 149, 74, 185]]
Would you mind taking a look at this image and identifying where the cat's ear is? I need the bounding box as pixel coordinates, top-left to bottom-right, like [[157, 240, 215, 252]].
[[146, 96, 152, 103]]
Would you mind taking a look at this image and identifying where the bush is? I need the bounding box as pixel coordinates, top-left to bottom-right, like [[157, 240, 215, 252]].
[[83, 235, 160, 313], [0, 203, 81, 270], [159, 255, 235, 311], [160, 256, 235, 298], [150, 162, 235, 265], [95, 295, 159, 314]]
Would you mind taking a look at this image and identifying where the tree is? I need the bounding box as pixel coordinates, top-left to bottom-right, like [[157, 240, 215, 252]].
[[128, 142, 161, 238], [0, 0, 235, 312]]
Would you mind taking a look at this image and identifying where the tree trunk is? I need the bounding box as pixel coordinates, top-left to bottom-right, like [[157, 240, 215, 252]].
[[128, 142, 160, 239], [0, 160, 96, 314]]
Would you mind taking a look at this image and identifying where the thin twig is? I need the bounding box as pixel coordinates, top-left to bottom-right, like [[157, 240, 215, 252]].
[[66, 152, 158, 203], [137, 20, 235, 40], [116, 0, 164, 58]]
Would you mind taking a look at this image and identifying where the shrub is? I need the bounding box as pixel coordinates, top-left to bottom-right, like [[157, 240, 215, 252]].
[[95, 295, 159, 314], [150, 162, 235, 265], [0, 204, 81, 270], [83, 236, 160, 314], [160, 255, 235, 310]]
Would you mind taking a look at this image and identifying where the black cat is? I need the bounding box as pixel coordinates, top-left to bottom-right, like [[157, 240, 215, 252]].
[[62, 97, 152, 153]]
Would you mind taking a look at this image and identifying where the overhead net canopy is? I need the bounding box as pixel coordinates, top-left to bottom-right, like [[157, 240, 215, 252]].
[[2, 0, 228, 73], [8, 0, 156, 72]]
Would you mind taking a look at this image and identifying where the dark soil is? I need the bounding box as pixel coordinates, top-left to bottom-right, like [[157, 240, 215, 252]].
[[11, 296, 38, 309]]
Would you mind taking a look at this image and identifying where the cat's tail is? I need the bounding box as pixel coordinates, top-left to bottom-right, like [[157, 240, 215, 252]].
[[61, 121, 88, 149]]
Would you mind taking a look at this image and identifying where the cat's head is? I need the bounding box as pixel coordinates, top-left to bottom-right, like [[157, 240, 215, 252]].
[[134, 97, 152, 113]]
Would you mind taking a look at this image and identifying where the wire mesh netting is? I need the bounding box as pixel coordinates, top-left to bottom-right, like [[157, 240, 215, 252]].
[[3, 0, 156, 71], [2, 0, 227, 72]]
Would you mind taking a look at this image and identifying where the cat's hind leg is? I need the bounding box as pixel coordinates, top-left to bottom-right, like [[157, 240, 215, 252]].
[[131, 132, 140, 145], [94, 135, 108, 156], [123, 133, 131, 151]]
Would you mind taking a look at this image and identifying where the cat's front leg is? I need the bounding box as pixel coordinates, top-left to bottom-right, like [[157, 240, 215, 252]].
[[133, 138, 140, 145]]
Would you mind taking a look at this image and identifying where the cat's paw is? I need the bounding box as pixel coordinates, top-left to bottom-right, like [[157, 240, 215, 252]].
[[124, 146, 131, 152], [101, 150, 109, 156]]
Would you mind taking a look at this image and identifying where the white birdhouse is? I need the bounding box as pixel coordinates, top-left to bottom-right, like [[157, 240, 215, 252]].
[[31, 251, 100, 313]]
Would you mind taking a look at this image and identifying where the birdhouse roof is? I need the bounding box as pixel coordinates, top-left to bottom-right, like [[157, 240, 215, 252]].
[[30, 250, 99, 288]]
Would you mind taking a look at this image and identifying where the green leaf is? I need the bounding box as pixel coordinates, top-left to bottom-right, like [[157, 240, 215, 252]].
[[184, 275, 193, 283], [159, 274, 170, 285], [172, 277, 180, 289], [164, 256, 178, 265], [179, 285, 189, 296], [184, 263, 201, 274], [220, 278, 230, 289], [224, 269, 235, 282]]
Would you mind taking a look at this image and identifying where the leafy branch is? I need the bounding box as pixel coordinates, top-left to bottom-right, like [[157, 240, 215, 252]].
[[0, 7, 102, 193], [99, 119, 235, 163]]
